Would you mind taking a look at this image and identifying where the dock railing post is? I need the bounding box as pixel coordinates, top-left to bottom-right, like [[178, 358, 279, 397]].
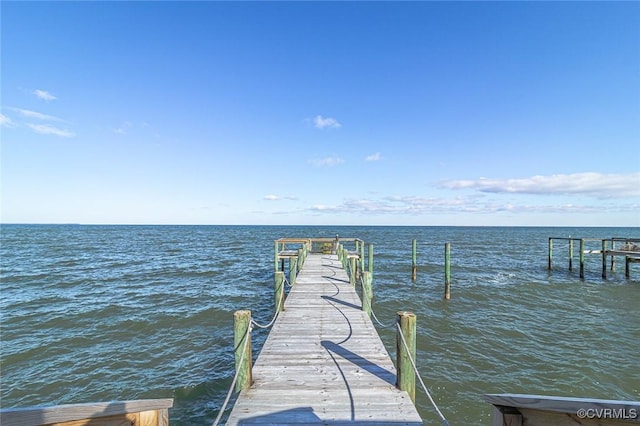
[[412, 239, 417, 281], [610, 239, 616, 271], [362, 271, 372, 317], [274, 240, 279, 272], [234, 310, 252, 392], [360, 241, 365, 277], [548, 238, 553, 270], [396, 311, 416, 403], [275, 271, 285, 312], [626, 256, 631, 279], [444, 242, 451, 300], [368, 243, 374, 278], [602, 239, 608, 279], [580, 239, 585, 279], [289, 256, 297, 286], [349, 256, 356, 286], [569, 237, 574, 271]]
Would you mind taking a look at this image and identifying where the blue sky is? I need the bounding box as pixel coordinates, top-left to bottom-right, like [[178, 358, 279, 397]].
[[1, 1, 639, 226]]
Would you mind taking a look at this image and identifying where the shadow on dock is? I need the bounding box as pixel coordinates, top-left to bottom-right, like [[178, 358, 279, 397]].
[[321, 340, 396, 386]]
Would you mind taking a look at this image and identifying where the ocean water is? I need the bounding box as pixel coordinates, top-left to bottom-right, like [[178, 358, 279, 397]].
[[1, 225, 639, 425]]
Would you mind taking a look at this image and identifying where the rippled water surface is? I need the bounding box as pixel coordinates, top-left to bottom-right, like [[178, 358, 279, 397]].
[[1, 225, 639, 425]]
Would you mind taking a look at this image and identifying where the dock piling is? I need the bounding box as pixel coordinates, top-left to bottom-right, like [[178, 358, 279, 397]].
[[349, 256, 356, 286], [368, 243, 374, 277], [602, 239, 608, 279], [580, 239, 585, 279], [274, 271, 284, 312], [233, 310, 252, 392], [411, 239, 417, 281], [362, 271, 373, 317], [444, 242, 451, 300], [396, 311, 417, 403], [569, 237, 574, 271]]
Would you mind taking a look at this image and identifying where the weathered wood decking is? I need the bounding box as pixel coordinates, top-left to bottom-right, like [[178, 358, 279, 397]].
[[225, 252, 423, 425]]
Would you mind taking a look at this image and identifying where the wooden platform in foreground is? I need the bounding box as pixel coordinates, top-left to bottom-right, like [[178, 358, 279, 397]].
[[225, 253, 423, 425], [485, 393, 640, 425]]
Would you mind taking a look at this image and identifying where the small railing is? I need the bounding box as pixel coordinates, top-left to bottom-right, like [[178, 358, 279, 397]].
[[0, 398, 173, 426]]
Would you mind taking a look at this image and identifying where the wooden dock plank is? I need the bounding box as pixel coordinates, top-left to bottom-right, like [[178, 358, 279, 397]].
[[225, 253, 423, 425]]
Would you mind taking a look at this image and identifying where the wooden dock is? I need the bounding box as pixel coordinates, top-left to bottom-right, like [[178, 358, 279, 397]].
[[225, 250, 423, 425], [548, 237, 640, 279]]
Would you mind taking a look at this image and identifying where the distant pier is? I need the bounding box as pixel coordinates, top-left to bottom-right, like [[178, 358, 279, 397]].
[[548, 237, 640, 279]]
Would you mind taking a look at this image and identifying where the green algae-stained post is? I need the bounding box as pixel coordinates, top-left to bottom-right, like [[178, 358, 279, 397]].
[[349, 256, 356, 286], [569, 238, 574, 271], [602, 239, 608, 279], [274, 240, 279, 272], [444, 242, 451, 300], [234, 310, 252, 392], [580, 239, 585, 279], [396, 311, 416, 403], [412, 239, 417, 281], [368, 243, 374, 277], [360, 241, 365, 276], [274, 271, 284, 312], [289, 255, 297, 286], [362, 271, 373, 318]]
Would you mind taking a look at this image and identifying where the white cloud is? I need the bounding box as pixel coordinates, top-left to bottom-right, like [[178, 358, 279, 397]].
[[11, 108, 63, 122], [312, 115, 341, 129], [302, 194, 637, 217], [33, 89, 57, 101], [27, 123, 76, 138], [309, 156, 345, 167], [439, 172, 640, 199], [264, 194, 298, 201], [365, 152, 382, 161], [0, 113, 15, 127], [113, 121, 133, 134]]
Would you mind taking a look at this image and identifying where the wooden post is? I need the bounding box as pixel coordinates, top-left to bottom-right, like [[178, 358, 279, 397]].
[[274, 240, 279, 272], [610, 239, 616, 271], [444, 242, 451, 300], [290, 256, 298, 285], [362, 271, 372, 317], [368, 243, 374, 277], [360, 241, 365, 276], [349, 256, 356, 286], [274, 271, 285, 312], [548, 238, 553, 270], [234, 310, 252, 392], [580, 239, 585, 279], [396, 311, 416, 403], [297, 248, 303, 272], [568, 238, 574, 271], [411, 239, 417, 281], [602, 239, 608, 279], [626, 257, 631, 279], [342, 245, 348, 268]]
